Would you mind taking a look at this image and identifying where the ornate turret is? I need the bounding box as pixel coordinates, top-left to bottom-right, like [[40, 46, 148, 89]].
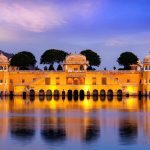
[[0, 53, 9, 71], [63, 54, 89, 72], [143, 53, 150, 71]]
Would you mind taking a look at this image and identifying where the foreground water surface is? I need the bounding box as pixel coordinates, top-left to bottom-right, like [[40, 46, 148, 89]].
[[0, 96, 150, 150]]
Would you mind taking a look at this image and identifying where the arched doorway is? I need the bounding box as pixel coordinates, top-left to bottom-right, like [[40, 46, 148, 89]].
[[100, 89, 106, 96], [30, 89, 35, 96], [39, 89, 45, 96], [62, 90, 65, 96], [67, 90, 72, 101], [117, 90, 122, 96], [74, 90, 78, 100], [80, 90, 84, 100], [107, 89, 113, 96], [54, 90, 59, 96], [22, 92, 26, 99], [46, 90, 52, 96], [74, 90, 78, 96], [93, 89, 98, 96], [87, 91, 90, 96], [68, 90, 72, 96], [62, 90, 65, 100]]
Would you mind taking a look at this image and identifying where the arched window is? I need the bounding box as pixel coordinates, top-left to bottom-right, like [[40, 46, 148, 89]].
[[80, 65, 84, 70], [67, 78, 73, 85], [73, 78, 79, 85], [145, 66, 148, 70], [0, 66, 3, 70]]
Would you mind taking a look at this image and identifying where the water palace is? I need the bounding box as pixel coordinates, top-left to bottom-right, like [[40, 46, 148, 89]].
[[0, 52, 150, 97]]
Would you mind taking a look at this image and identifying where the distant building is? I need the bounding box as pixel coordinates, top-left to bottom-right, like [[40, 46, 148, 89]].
[[0, 52, 150, 96]]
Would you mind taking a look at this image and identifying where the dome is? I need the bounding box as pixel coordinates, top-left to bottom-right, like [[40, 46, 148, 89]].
[[64, 54, 88, 64], [0, 53, 9, 64], [144, 53, 150, 64]]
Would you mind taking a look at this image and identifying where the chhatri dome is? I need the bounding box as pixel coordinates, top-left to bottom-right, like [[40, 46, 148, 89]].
[[64, 53, 88, 64], [63, 53, 89, 72], [143, 53, 150, 64], [0, 53, 9, 64]]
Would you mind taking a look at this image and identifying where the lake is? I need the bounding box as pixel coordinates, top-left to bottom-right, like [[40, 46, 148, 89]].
[[0, 95, 150, 150]]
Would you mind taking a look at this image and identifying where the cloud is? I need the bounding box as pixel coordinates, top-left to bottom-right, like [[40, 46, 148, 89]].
[[103, 32, 150, 47], [0, 1, 67, 32], [0, 25, 19, 42], [0, 0, 97, 33]]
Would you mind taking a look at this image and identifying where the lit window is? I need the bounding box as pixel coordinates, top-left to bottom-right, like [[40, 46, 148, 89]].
[[45, 78, 50, 85], [102, 77, 107, 85], [145, 66, 148, 70], [0, 66, 3, 70], [33, 78, 37, 82], [22, 79, 25, 83], [127, 79, 130, 83], [67, 78, 73, 85], [56, 77, 60, 85], [10, 79, 13, 84], [80, 78, 85, 85], [92, 77, 96, 85]]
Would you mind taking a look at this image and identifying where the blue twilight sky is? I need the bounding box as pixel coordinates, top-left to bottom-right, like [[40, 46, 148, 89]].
[[0, 0, 150, 69]]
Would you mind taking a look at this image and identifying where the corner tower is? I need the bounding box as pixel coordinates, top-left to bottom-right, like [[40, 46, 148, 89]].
[[142, 53, 150, 95], [0, 53, 10, 95]]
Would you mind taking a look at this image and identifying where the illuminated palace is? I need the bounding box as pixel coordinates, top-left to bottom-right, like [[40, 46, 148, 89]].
[[0, 52, 150, 96]]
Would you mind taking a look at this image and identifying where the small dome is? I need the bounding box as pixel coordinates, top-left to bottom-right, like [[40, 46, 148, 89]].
[[0, 53, 9, 64], [64, 54, 88, 64], [144, 53, 150, 64]]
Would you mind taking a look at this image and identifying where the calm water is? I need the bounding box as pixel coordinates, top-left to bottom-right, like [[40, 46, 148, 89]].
[[0, 96, 150, 150]]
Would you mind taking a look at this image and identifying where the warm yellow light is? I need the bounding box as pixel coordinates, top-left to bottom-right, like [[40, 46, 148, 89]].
[[127, 86, 134, 93]]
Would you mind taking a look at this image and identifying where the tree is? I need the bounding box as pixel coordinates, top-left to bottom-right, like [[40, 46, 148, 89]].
[[49, 64, 54, 70], [44, 66, 48, 70], [80, 49, 101, 67], [10, 51, 36, 70], [40, 49, 68, 65], [57, 64, 63, 70], [117, 52, 138, 70], [113, 66, 116, 70]]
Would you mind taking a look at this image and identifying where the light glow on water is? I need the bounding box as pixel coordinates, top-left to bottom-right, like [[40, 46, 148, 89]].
[[0, 96, 150, 150]]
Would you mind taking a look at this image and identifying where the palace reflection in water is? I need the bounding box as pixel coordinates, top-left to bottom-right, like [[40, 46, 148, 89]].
[[0, 96, 150, 150]]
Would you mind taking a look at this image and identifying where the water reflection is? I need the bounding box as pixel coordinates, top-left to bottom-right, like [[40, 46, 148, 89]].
[[0, 96, 150, 149], [10, 117, 35, 141], [119, 119, 137, 145], [83, 118, 100, 142], [41, 117, 66, 142]]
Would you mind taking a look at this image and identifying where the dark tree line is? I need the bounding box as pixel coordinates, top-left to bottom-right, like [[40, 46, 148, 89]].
[[9, 49, 138, 70]]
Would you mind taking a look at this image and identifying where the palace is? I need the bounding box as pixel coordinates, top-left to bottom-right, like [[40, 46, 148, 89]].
[[0, 52, 150, 97]]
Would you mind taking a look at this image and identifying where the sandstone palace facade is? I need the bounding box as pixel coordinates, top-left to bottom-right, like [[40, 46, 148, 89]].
[[0, 53, 150, 97]]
